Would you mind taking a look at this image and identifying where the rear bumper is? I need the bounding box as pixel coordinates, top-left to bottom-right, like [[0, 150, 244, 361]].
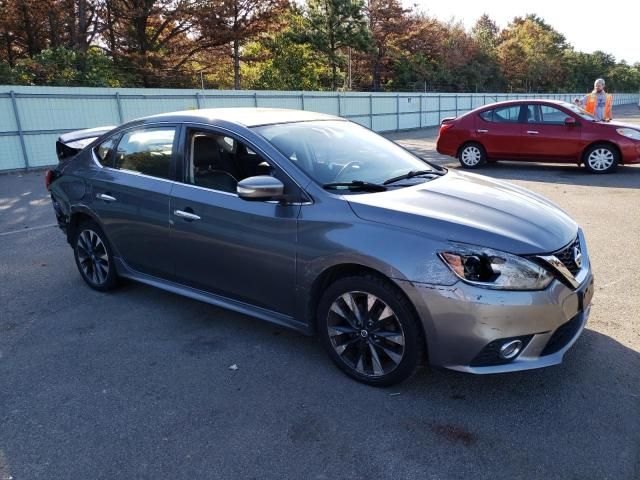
[[398, 270, 594, 374], [435, 136, 457, 157]]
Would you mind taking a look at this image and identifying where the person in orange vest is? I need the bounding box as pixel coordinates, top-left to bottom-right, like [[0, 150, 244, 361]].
[[574, 78, 613, 121]]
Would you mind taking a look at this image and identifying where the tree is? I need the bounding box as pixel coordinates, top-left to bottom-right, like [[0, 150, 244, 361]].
[[197, 0, 288, 90], [101, 0, 204, 87], [12, 46, 124, 86], [497, 15, 568, 92], [0, 0, 53, 63], [241, 12, 331, 90], [302, 0, 373, 90], [471, 14, 499, 52], [364, 0, 411, 90]]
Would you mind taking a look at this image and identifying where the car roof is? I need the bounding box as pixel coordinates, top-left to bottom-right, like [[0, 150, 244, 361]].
[[479, 99, 573, 110], [142, 108, 343, 127]]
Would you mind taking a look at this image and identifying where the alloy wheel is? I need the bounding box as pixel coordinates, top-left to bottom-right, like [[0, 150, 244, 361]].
[[76, 229, 110, 285], [327, 291, 405, 377]]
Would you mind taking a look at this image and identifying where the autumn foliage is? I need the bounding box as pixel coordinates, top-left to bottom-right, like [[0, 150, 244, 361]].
[[0, 0, 638, 92]]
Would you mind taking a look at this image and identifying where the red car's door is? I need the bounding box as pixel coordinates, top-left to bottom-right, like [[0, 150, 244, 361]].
[[520, 104, 583, 161], [475, 104, 525, 159]]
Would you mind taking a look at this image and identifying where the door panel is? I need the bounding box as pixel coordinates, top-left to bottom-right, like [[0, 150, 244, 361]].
[[170, 185, 300, 315], [169, 126, 301, 317], [475, 105, 524, 159], [520, 105, 582, 160], [89, 126, 178, 279], [91, 169, 174, 278]]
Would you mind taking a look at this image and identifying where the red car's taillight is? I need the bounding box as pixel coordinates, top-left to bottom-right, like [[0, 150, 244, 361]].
[[439, 123, 454, 136], [45, 169, 54, 190]]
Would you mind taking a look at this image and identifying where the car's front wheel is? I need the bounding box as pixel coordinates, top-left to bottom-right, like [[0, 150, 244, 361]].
[[317, 275, 424, 387], [458, 142, 487, 169], [583, 143, 619, 174], [73, 220, 118, 291]]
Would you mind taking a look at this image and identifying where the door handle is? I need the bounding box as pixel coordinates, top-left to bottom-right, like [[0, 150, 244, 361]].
[[476, 129, 488, 133], [526, 130, 539, 135], [96, 193, 116, 202], [174, 209, 201, 221]]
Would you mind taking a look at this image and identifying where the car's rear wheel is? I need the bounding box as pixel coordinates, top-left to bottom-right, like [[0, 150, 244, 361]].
[[583, 144, 619, 174], [73, 220, 118, 291], [317, 275, 424, 387], [458, 142, 487, 169]]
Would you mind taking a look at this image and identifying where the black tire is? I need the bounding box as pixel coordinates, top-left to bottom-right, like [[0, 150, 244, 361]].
[[73, 220, 118, 291], [317, 275, 425, 387], [458, 142, 487, 169], [583, 143, 619, 174]]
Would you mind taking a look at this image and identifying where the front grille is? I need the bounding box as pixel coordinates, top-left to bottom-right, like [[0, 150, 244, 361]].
[[470, 335, 533, 367], [541, 314, 583, 356], [552, 236, 581, 276]]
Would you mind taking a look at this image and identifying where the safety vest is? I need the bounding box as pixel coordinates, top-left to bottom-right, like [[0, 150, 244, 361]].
[[584, 93, 613, 120]]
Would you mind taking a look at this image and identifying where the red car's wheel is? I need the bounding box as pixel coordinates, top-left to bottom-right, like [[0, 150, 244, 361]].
[[583, 144, 619, 174], [458, 143, 487, 169]]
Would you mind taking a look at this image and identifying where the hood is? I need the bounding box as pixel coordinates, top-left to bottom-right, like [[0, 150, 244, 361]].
[[593, 120, 639, 130], [347, 170, 578, 255]]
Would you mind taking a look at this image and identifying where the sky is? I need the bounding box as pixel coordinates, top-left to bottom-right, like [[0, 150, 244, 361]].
[[405, 0, 640, 65]]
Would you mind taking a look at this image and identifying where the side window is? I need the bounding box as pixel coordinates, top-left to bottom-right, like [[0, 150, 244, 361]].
[[525, 105, 541, 123], [114, 128, 176, 180], [188, 131, 274, 193], [479, 110, 493, 122], [540, 105, 568, 125], [94, 135, 119, 167], [492, 105, 522, 123]]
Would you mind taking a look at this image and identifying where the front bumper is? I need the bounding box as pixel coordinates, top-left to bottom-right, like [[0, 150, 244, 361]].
[[619, 138, 640, 164], [401, 272, 593, 373]]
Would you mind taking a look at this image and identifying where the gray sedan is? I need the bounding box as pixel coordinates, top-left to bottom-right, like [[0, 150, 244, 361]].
[[47, 108, 594, 386]]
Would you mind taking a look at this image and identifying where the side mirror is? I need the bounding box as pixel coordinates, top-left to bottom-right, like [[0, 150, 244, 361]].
[[564, 117, 577, 126], [237, 175, 284, 201]]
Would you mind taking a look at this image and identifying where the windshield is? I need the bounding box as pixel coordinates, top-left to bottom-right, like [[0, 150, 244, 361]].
[[253, 120, 436, 186], [559, 101, 595, 121]]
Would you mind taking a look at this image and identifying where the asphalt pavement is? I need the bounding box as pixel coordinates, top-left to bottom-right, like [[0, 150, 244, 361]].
[[1, 105, 639, 479]]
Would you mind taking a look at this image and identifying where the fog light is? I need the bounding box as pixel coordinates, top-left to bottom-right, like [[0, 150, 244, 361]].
[[499, 340, 523, 360]]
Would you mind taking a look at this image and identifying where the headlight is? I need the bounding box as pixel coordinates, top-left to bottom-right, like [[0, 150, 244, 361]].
[[439, 246, 553, 291], [616, 128, 640, 140]]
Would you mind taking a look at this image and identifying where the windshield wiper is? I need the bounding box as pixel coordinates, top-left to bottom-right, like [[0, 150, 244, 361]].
[[322, 180, 387, 192], [382, 169, 445, 186]]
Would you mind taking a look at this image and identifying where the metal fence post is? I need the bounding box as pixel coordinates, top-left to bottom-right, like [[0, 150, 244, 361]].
[[301, 92, 305, 110], [437, 95, 441, 124], [455, 95, 458, 117], [195, 92, 202, 109], [115, 92, 124, 123], [254, 92, 258, 107], [419, 95, 423, 128], [10, 90, 29, 169], [337, 94, 341, 117], [369, 93, 373, 129], [396, 94, 400, 131]]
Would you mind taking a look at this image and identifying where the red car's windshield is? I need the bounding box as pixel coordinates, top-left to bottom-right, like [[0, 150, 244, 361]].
[[561, 102, 596, 121]]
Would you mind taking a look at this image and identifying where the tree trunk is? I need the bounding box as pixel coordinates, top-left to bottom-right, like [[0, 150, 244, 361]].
[[4, 34, 14, 67], [48, 11, 59, 49], [76, 0, 88, 73], [18, 2, 37, 57], [233, 39, 240, 89], [104, 0, 117, 59]]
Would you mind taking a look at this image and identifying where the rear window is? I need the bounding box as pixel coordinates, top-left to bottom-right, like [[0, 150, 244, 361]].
[[479, 106, 522, 123], [94, 135, 119, 167], [114, 128, 176, 179]]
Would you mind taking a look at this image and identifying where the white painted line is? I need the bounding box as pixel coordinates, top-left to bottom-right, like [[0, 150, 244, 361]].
[[0, 223, 58, 237]]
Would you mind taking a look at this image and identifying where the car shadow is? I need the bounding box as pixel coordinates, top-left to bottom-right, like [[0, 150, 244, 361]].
[[473, 161, 640, 189]]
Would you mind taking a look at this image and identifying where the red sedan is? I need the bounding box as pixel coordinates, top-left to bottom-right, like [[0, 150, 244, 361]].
[[436, 100, 640, 173]]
